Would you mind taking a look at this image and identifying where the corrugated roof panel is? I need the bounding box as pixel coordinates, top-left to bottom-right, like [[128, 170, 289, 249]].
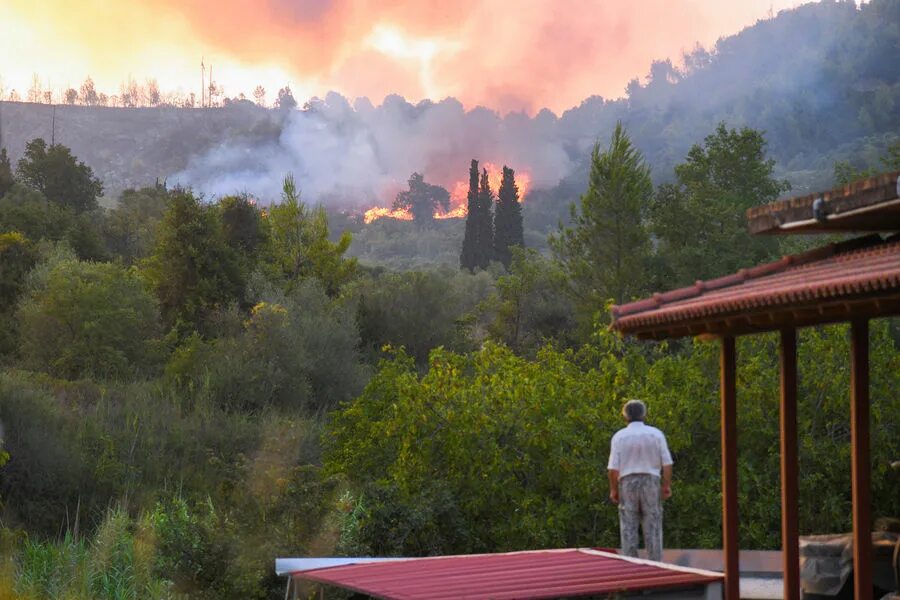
[[291, 548, 723, 600]]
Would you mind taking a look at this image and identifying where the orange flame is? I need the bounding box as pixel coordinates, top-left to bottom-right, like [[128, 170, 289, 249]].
[[435, 163, 531, 220], [363, 205, 414, 224], [363, 164, 532, 223]]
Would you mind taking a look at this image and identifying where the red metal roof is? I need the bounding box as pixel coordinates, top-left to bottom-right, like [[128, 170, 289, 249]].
[[611, 234, 900, 339], [290, 548, 723, 600]]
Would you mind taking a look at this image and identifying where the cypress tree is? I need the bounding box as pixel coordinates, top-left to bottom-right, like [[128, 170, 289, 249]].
[[475, 168, 495, 269], [493, 166, 524, 269], [459, 159, 481, 271], [460, 160, 496, 271]]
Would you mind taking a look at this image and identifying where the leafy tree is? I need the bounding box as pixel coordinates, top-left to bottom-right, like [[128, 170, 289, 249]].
[[252, 85, 266, 107], [102, 184, 170, 263], [650, 123, 791, 286], [167, 280, 367, 412], [0, 184, 105, 260], [64, 88, 78, 105], [834, 139, 900, 185], [551, 122, 652, 323], [0, 148, 14, 197], [352, 267, 493, 367], [274, 86, 297, 110], [16, 138, 103, 213], [142, 190, 244, 333], [0, 232, 37, 357], [219, 194, 263, 256], [265, 175, 357, 295], [17, 250, 160, 379], [478, 248, 575, 352], [392, 172, 450, 224], [460, 160, 494, 271], [493, 166, 525, 269], [79, 76, 99, 106]]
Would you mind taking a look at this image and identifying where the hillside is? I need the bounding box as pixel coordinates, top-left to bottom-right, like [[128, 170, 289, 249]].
[[1, 1, 897, 222], [0, 101, 286, 196]]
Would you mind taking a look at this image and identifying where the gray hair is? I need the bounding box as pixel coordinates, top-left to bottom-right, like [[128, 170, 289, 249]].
[[622, 399, 647, 422]]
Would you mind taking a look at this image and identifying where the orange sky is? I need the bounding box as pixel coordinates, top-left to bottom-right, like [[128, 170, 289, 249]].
[[1, 0, 803, 114]]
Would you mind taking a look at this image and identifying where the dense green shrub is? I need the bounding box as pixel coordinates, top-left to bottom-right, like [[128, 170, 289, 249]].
[[17, 248, 161, 379], [326, 322, 900, 555], [166, 280, 368, 413]]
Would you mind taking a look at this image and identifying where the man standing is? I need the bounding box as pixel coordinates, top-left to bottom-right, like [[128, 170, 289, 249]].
[[607, 399, 673, 562]]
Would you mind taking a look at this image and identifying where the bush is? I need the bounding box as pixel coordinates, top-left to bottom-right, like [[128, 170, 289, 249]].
[[168, 280, 368, 413], [17, 250, 161, 379]]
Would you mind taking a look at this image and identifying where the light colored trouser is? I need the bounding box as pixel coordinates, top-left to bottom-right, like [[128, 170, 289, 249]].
[[618, 473, 663, 562]]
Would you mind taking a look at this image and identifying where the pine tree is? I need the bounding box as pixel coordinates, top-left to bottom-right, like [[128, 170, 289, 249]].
[[550, 122, 652, 323], [493, 166, 524, 269], [459, 159, 481, 271]]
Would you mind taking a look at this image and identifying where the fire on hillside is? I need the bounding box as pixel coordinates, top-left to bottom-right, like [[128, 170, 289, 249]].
[[363, 163, 532, 224]]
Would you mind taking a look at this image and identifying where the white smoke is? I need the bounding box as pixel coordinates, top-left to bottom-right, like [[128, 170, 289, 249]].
[[171, 91, 574, 208]]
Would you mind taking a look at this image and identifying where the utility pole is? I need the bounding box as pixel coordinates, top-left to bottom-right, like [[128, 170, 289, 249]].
[[51, 104, 56, 145]]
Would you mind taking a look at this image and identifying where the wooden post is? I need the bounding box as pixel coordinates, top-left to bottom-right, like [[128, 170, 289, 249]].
[[720, 336, 740, 600], [850, 319, 872, 600], [780, 328, 800, 600]]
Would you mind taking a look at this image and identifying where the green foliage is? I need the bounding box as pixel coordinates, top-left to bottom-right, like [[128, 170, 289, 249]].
[[167, 280, 368, 413], [352, 267, 494, 367], [392, 172, 450, 224], [148, 497, 233, 598], [265, 175, 357, 295], [650, 123, 791, 286], [219, 195, 263, 258], [143, 190, 244, 334], [833, 139, 900, 185], [0, 184, 106, 260], [477, 248, 575, 353], [349, 217, 465, 270], [460, 160, 494, 272], [493, 166, 524, 269], [12, 508, 172, 600], [102, 185, 170, 264], [0, 232, 37, 358], [17, 251, 161, 379], [326, 322, 899, 555], [16, 138, 103, 213], [551, 122, 653, 321], [0, 149, 14, 198]]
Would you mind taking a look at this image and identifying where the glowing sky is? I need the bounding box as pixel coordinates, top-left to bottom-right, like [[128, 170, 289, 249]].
[[1, 0, 804, 114]]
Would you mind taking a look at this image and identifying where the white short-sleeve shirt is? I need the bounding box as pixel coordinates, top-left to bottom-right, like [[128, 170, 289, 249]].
[[607, 421, 673, 478]]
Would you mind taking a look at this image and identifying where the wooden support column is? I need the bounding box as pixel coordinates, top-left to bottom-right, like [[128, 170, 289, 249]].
[[720, 336, 740, 600], [850, 319, 872, 600], [779, 328, 800, 600]]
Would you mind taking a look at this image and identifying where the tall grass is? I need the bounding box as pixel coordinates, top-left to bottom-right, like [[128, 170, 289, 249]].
[[6, 507, 176, 600]]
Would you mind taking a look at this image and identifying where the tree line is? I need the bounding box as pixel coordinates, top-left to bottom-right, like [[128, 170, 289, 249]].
[[3, 74, 299, 110]]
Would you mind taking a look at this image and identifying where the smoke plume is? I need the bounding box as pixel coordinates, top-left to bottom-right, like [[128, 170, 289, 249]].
[[172, 91, 573, 208]]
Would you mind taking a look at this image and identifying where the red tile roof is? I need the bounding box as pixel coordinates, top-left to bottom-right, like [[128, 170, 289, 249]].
[[290, 548, 723, 600], [746, 171, 900, 235], [611, 234, 900, 339]]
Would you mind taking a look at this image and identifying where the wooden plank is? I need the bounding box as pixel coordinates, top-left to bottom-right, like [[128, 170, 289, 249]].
[[720, 336, 740, 600], [779, 329, 800, 600], [850, 319, 872, 600]]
